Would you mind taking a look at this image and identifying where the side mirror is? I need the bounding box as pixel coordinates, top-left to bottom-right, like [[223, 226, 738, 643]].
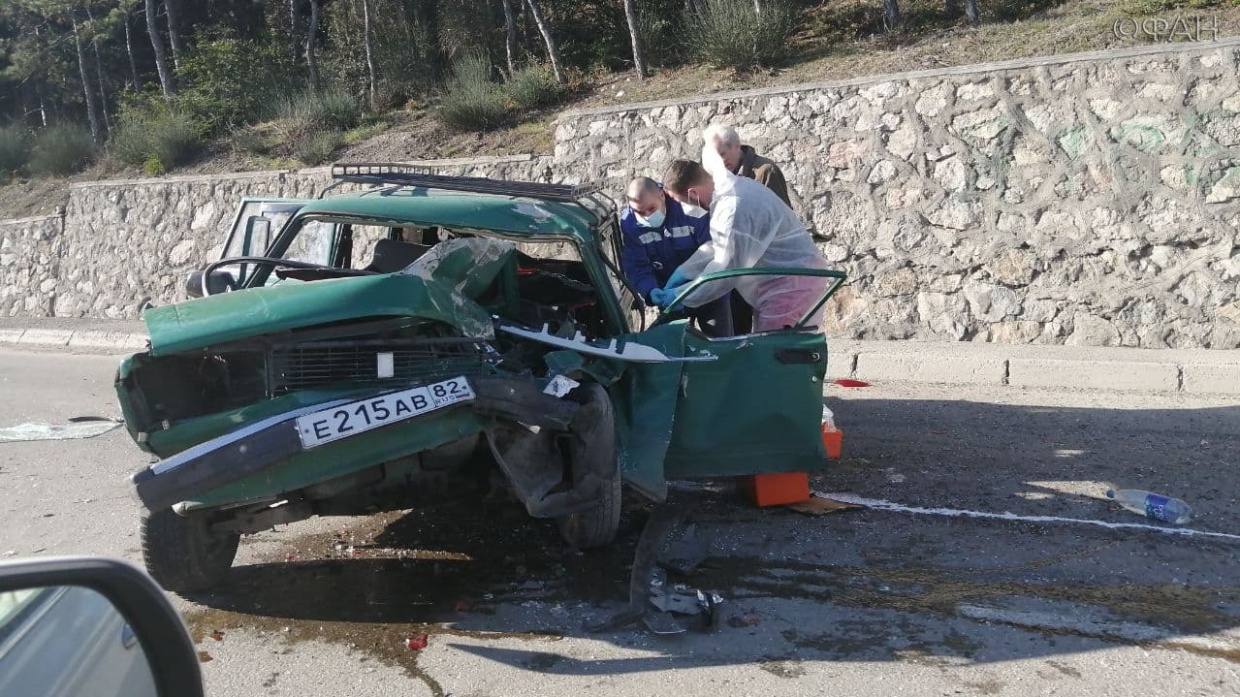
[[0, 556, 205, 697], [186, 269, 237, 299], [186, 270, 205, 298]]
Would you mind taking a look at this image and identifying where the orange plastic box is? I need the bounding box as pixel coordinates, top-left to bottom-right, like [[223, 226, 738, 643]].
[[743, 427, 844, 507], [744, 472, 811, 507], [823, 426, 844, 460]]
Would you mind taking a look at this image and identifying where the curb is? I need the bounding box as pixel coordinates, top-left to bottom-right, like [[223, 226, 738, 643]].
[[1182, 363, 1240, 395], [2, 329, 148, 352], [3, 328, 1239, 397], [827, 341, 1240, 397], [1007, 357, 1180, 393]]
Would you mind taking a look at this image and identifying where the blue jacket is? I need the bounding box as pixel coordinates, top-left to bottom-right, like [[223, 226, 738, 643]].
[[619, 194, 711, 302]]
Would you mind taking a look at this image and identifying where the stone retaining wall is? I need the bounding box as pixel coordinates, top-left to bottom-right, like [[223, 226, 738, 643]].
[[0, 214, 64, 317], [29, 156, 551, 318], [3, 38, 1240, 347]]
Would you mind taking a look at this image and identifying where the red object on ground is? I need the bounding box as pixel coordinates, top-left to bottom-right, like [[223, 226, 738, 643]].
[[822, 425, 843, 460], [744, 472, 811, 507], [833, 379, 871, 388], [405, 634, 428, 651]]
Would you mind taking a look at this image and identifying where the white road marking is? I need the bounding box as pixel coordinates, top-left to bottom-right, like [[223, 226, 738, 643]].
[[818, 492, 1240, 542]]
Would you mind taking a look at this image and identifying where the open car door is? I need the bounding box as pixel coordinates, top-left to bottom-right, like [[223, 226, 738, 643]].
[[617, 268, 847, 500]]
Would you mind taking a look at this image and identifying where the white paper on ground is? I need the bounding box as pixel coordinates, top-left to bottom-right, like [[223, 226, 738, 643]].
[[543, 374, 581, 398]]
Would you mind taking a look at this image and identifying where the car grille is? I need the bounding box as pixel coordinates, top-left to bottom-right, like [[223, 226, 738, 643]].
[[269, 338, 491, 393]]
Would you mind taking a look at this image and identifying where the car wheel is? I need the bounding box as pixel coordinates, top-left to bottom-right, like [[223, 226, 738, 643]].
[[141, 508, 239, 594], [556, 384, 622, 549], [557, 473, 622, 549]]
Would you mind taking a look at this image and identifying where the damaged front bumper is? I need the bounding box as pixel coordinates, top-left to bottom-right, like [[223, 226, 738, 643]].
[[130, 375, 594, 514]]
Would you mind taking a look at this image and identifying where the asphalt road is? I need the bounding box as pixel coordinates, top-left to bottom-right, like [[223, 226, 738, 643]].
[[2, 346, 1240, 696]]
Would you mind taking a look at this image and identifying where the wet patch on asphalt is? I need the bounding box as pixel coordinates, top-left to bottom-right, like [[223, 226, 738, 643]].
[[184, 496, 647, 694]]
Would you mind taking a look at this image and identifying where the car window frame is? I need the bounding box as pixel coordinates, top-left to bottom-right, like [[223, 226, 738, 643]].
[[238, 212, 632, 335]]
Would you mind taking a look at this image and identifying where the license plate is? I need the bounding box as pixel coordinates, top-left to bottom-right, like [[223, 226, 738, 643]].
[[295, 377, 475, 449]]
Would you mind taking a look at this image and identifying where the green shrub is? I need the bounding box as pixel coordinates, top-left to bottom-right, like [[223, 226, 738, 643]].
[[293, 129, 343, 165], [638, 6, 686, 68], [342, 120, 390, 145], [0, 125, 31, 176], [29, 124, 95, 176], [505, 66, 565, 111], [176, 33, 296, 132], [109, 108, 204, 172], [686, 0, 800, 71], [279, 86, 364, 134], [142, 156, 167, 177], [439, 52, 511, 132]]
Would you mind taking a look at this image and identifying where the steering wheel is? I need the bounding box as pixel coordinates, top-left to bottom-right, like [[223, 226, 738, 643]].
[[201, 257, 378, 296]]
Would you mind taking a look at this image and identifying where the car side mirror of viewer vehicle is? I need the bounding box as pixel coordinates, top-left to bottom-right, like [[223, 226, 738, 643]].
[[0, 557, 205, 697]]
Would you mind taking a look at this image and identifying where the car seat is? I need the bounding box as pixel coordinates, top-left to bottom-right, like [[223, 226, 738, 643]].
[[365, 238, 433, 273]]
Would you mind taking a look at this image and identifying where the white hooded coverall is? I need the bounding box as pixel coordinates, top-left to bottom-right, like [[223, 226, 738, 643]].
[[676, 146, 831, 332]]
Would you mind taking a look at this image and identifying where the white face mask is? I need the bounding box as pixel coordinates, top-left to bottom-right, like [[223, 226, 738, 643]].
[[634, 208, 666, 228], [680, 189, 708, 217], [680, 202, 708, 218]]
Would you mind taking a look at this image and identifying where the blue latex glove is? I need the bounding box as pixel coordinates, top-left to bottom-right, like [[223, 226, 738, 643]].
[[665, 267, 691, 291], [649, 287, 675, 309]]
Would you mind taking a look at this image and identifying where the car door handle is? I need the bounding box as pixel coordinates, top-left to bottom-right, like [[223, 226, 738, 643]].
[[776, 349, 822, 364]]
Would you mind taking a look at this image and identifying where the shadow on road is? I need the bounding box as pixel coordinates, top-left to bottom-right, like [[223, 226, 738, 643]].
[[199, 495, 647, 624]]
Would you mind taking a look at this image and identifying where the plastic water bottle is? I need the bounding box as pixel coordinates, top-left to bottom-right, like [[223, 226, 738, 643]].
[[821, 405, 843, 460], [821, 405, 836, 430], [1106, 489, 1192, 525]]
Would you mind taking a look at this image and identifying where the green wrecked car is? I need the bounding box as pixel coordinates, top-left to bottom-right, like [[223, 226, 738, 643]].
[[115, 165, 847, 593]]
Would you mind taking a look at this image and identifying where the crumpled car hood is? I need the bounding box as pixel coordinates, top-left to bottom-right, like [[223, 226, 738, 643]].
[[145, 238, 516, 356]]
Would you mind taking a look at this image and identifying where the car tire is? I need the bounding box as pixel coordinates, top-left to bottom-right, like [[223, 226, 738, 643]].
[[141, 508, 239, 594], [557, 472, 622, 549], [556, 384, 622, 549]]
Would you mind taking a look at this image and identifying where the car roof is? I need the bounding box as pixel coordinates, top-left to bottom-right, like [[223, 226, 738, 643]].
[[294, 185, 611, 240]]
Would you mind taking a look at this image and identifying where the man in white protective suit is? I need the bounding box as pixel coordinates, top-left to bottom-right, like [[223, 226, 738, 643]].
[[659, 141, 832, 333]]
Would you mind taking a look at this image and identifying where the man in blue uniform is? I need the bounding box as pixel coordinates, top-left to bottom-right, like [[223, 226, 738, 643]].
[[619, 176, 734, 337]]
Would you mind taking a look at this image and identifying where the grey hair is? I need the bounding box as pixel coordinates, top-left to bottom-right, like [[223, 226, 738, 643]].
[[703, 123, 740, 147]]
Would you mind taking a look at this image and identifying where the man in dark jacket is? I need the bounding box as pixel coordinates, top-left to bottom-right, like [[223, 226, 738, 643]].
[[703, 123, 791, 208], [619, 176, 733, 337]]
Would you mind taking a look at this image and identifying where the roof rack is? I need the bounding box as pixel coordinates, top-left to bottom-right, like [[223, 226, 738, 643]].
[[330, 163, 604, 203]]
